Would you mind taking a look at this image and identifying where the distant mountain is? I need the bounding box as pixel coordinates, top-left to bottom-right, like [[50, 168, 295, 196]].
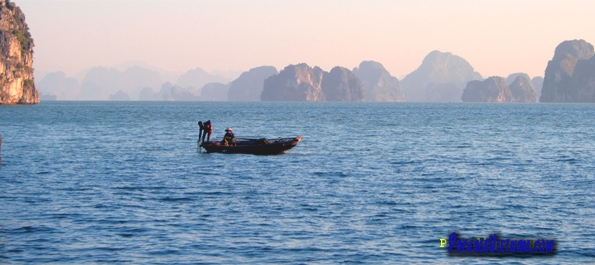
[[36, 71, 80, 100], [170, 86, 200, 101], [137, 82, 177, 101], [425, 82, 460, 102], [210, 69, 243, 81], [261, 63, 325, 101], [39, 92, 58, 101], [176, 67, 230, 92], [139, 87, 157, 101], [461, 76, 536, 102], [322, 66, 365, 102], [79, 66, 162, 100], [150, 82, 199, 101], [122, 66, 163, 99], [79, 67, 118, 100], [353, 61, 404, 102], [532, 76, 544, 100], [506, 73, 528, 85], [541, 39, 595, 102], [109, 90, 130, 101], [228, 66, 277, 101], [200, 83, 229, 101], [112, 61, 181, 83], [157, 82, 175, 101], [36, 65, 239, 101], [401, 50, 482, 102], [140, 81, 228, 101]]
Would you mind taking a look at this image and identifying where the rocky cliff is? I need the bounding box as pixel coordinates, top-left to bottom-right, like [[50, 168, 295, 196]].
[[228, 66, 277, 101], [569, 55, 595, 102], [262, 64, 366, 101], [401, 50, 482, 102], [508, 73, 537, 102], [461, 77, 513, 102], [0, 0, 38, 104], [261, 63, 325, 101], [540, 39, 595, 102], [461, 74, 538, 103], [353, 61, 404, 102], [322, 66, 365, 102]]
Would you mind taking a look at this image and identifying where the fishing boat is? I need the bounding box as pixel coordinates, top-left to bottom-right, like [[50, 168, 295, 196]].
[[200, 136, 302, 154]]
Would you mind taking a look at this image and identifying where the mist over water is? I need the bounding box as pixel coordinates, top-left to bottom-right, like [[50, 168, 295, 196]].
[[1, 102, 594, 263]]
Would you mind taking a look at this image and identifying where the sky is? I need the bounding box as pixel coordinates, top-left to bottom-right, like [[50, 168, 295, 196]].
[[16, 0, 595, 80]]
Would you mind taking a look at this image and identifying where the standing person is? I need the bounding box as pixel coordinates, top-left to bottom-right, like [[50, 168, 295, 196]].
[[203, 120, 213, 142], [198, 121, 205, 143]]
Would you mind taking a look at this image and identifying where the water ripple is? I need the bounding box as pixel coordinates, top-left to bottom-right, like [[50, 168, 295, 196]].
[[1, 102, 594, 263]]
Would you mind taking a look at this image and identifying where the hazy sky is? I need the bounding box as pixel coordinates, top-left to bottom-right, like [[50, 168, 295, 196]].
[[17, 0, 595, 79]]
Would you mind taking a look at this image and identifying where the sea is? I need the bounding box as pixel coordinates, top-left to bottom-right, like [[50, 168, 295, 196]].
[[0, 101, 594, 264]]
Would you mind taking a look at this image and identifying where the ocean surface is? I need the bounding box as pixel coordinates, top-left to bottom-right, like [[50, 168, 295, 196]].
[[1, 101, 594, 264]]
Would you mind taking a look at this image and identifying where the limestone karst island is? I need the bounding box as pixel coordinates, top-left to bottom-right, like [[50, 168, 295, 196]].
[[0, 0, 38, 105], [3, 0, 594, 104]]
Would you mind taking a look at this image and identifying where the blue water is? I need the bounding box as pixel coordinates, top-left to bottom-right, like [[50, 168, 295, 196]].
[[1, 101, 594, 264]]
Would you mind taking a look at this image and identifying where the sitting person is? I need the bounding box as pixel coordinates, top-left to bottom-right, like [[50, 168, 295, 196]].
[[222, 127, 236, 146]]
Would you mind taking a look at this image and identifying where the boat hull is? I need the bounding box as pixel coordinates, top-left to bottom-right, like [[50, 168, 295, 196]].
[[200, 136, 302, 155]]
